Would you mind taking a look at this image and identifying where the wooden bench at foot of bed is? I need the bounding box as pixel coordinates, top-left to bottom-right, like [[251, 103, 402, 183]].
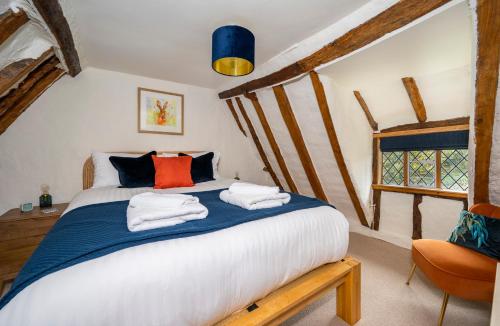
[[216, 256, 361, 326]]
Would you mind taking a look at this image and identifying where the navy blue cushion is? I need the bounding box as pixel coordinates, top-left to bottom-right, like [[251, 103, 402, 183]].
[[179, 152, 214, 183], [109, 151, 157, 188], [449, 210, 500, 260]]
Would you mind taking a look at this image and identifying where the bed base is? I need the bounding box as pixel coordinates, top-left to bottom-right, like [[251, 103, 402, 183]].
[[216, 256, 361, 326]]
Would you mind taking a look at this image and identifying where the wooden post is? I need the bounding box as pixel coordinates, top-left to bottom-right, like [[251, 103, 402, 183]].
[[403, 152, 409, 186], [244, 92, 298, 193], [372, 189, 381, 231], [234, 97, 283, 189], [473, 0, 500, 204], [336, 259, 361, 325], [412, 194, 423, 239], [272, 85, 327, 201], [435, 150, 442, 189]]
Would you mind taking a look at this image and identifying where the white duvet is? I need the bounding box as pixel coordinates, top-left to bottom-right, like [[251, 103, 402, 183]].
[[0, 179, 349, 326]]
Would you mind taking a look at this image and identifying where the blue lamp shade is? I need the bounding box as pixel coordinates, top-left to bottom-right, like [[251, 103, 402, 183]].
[[212, 25, 255, 76]]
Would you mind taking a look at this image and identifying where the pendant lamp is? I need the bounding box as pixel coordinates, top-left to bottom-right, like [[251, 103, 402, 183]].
[[212, 25, 255, 76]]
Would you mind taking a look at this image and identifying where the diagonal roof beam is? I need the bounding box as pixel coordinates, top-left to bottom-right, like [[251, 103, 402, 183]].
[[244, 92, 298, 193], [402, 77, 427, 123], [0, 9, 28, 45], [234, 97, 283, 188], [273, 84, 327, 201], [353, 90, 378, 131], [225, 99, 247, 137], [310, 72, 369, 227], [218, 0, 451, 99], [0, 48, 53, 95], [33, 0, 81, 77]]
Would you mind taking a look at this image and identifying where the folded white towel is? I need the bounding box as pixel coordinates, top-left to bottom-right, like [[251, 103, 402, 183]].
[[228, 182, 279, 196], [127, 203, 208, 232], [129, 192, 199, 209], [219, 190, 290, 210]]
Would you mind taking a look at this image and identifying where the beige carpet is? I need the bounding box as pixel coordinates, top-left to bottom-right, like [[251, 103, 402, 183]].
[[284, 232, 491, 326]]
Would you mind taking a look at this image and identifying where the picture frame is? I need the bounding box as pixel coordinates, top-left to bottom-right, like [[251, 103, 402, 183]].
[[137, 87, 184, 135]]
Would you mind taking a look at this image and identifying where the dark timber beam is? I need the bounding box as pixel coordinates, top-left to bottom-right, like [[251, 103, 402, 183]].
[[473, 0, 499, 204], [218, 0, 450, 99], [353, 91, 378, 131], [33, 0, 81, 77], [412, 194, 423, 240], [372, 190, 381, 230], [310, 71, 369, 227], [402, 77, 427, 123], [273, 84, 328, 201], [0, 49, 53, 95], [244, 92, 298, 193], [380, 117, 469, 133], [0, 56, 60, 118], [0, 9, 28, 45], [0, 67, 65, 135], [234, 97, 283, 188], [225, 99, 247, 137]]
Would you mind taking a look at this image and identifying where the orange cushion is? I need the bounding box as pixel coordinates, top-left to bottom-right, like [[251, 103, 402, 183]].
[[412, 239, 498, 302], [152, 155, 194, 189]]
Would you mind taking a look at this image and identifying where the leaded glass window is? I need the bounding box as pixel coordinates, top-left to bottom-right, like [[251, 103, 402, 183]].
[[441, 149, 468, 191], [409, 150, 436, 188], [382, 151, 404, 185]]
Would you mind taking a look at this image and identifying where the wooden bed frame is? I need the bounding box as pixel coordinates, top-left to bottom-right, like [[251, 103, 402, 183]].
[[82, 153, 361, 325]]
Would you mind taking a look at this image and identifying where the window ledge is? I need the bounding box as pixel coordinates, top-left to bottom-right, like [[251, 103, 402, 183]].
[[371, 184, 467, 200]]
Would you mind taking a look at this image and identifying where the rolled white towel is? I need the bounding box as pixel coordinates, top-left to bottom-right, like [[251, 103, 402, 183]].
[[219, 190, 290, 210], [129, 192, 199, 209], [228, 182, 279, 196], [127, 203, 208, 232]]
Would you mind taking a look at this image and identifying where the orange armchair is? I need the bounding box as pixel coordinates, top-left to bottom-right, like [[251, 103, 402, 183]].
[[407, 203, 500, 325]]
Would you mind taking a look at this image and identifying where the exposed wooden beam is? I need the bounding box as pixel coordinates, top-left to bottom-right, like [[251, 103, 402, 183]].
[[372, 189, 381, 231], [32, 0, 81, 77], [309, 71, 369, 226], [0, 9, 28, 45], [244, 92, 298, 193], [0, 56, 59, 117], [373, 124, 468, 138], [473, 0, 500, 204], [218, 0, 450, 99], [0, 67, 65, 135], [380, 117, 469, 133], [353, 91, 378, 131], [273, 85, 328, 201], [402, 77, 427, 123], [372, 184, 467, 200], [225, 99, 247, 137], [0, 49, 53, 96], [234, 97, 283, 189], [412, 194, 423, 240]]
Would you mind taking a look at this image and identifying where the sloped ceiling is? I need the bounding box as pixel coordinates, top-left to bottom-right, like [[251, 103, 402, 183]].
[[319, 2, 472, 129], [60, 0, 371, 88]]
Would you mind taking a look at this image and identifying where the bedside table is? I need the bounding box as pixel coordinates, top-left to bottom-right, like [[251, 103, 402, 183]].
[[0, 203, 68, 293]]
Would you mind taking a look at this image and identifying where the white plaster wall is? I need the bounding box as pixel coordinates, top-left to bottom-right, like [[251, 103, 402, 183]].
[[0, 67, 268, 214]]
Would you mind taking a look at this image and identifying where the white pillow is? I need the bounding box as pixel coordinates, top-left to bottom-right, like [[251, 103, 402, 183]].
[[91, 152, 141, 188], [158, 151, 221, 179]]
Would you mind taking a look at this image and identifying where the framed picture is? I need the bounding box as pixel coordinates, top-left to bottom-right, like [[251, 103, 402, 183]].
[[137, 87, 184, 135]]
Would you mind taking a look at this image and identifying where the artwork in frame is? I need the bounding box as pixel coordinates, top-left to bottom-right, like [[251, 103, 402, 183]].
[[138, 87, 184, 135]]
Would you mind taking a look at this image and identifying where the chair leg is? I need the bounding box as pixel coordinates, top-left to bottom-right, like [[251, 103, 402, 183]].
[[406, 263, 417, 285], [438, 292, 449, 326]]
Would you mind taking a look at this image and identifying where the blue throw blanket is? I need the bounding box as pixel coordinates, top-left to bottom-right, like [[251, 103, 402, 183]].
[[0, 189, 329, 309]]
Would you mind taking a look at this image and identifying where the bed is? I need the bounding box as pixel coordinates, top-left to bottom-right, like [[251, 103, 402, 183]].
[[0, 153, 360, 326]]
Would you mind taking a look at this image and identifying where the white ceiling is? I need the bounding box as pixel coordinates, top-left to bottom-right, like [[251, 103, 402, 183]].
[[62, 0, 371, 89]]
